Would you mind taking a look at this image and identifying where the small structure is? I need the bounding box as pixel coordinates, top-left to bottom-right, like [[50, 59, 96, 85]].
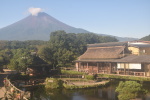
[[75, 41, 150, 77], [26, 65, 50, 76], [128, 41, 150, 55], [114, 55, 150, 76], [26, 55, 52, 76]]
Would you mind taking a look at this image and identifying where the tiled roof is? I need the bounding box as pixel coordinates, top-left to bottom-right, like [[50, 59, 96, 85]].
[[113, 55, 150, 63]]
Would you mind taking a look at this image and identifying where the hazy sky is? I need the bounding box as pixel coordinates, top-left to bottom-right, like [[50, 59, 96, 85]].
[[0, 0, 150, 38]]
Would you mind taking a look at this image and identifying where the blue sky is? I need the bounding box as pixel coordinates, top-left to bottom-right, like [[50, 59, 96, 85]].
[[0, 0, 150, 38]]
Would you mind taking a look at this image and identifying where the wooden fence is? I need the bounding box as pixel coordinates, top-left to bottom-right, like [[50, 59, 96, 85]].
[[52, 75, 83, 78]]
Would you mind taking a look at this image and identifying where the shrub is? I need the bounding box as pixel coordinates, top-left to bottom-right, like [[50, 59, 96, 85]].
[[115, 81, 147, 100], [45, 78, 63, 89], [85, 75, 95, 80], [61, 70, 85, 75]]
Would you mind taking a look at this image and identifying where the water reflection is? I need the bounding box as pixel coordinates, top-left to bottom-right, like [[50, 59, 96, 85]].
[[72, 93, 86, 100], [30, 80, 150, 100], [30, 86, 117, 100]]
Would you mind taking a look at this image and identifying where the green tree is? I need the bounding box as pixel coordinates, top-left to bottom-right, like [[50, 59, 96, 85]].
[[99, 36, 118, 43], [0, 49, 12, 69], [115, 81, 147, 100], [55, 48, 74, 67], [0, 31, 119, 72], [38, 30, 118, 69], [38, 46, 53, 64], [8, 49, 33, 72]]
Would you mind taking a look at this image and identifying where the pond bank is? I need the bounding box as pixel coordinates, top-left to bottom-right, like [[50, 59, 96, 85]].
[[45, 78, 110, 89], [63, 80, 110, 89]]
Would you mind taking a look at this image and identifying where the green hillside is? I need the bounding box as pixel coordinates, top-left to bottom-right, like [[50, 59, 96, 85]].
[[140, 35, 150, 41]]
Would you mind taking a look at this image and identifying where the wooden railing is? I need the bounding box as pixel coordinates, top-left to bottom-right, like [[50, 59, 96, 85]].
[[134, 72, 145, 76], [53, 75, 83, 78]]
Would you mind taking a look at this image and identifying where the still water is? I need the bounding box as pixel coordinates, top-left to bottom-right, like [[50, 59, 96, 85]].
[[30, 80, 150, 100]]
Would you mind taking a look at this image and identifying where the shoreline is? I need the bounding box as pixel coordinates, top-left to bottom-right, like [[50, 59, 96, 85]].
[[63, 80, 110, 89]]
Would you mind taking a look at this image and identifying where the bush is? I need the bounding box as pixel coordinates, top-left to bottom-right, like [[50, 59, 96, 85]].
[[45, 78, 63, 89], [85, 75, 95, 80], [115, 81, 147, 100], [61, 70, 85, 75]]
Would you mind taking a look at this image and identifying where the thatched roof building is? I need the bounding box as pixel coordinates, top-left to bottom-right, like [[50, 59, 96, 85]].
[[75, 41, 150, 76], [78, 46, 125, 60]]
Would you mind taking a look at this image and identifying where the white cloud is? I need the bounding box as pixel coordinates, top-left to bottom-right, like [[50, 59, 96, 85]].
[[28, 7, 44, 16]]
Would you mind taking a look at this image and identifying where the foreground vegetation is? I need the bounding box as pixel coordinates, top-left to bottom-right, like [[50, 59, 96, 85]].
[[116, 81, 147, 100], [5, 70, 150, 99]]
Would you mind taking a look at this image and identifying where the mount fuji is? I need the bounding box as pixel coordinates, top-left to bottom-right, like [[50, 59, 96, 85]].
[[0, 12, 89, 41]]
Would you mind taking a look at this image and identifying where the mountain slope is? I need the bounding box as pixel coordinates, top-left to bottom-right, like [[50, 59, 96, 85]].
[[140, 35, 150, 41], [0, 12, 89, 41], [115, 36, 138, 42], [98, 33, 138, 42], [0, 12, 138, 41]]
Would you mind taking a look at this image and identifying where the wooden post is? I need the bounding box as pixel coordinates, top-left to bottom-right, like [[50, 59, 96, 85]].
[[97, 63, 99, 73], [79, 62, 81, 71], [76, 62, 79, 71], [109, 63, 112, 74], [128, 63, 129, 75], [107, 63, 109, 74], [124, 63, 126, 75], [149, 64, 150, 77], [83, 62, 84, 71], [87, 62, 89, 73], [92, 63, 93, 73], [101, 63, 103, 73]]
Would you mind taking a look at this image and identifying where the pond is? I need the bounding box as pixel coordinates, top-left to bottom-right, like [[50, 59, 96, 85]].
[[29, 80, 150, 100]]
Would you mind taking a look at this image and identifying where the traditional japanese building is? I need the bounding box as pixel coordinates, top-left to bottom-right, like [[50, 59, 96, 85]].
[[75, 42, 129, 74], [75, 41, 150, 77], [114, 55, 150, 76]]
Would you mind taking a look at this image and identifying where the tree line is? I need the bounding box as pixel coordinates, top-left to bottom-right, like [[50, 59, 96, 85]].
[[38, 31, 118, 68], [0, 31, 118, 72]]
